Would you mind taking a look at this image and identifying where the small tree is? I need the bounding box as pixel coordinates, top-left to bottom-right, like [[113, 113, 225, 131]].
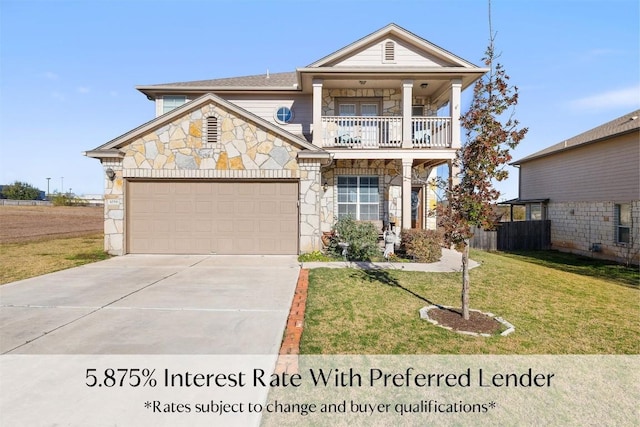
[[1, 181, 41, 200], [439, 30, 528, 320]]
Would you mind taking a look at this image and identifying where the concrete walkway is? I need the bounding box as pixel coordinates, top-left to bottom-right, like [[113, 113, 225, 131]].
[[301, 248, 479, 272], [0, 255, 300, 354]]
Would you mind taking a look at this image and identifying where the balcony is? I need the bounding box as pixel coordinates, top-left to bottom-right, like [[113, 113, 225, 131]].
[[320, 116, 452, 149]]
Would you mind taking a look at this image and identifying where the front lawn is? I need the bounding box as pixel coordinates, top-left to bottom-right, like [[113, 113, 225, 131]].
[[300, 250, 639, 354], [0, 234, 109, 285]]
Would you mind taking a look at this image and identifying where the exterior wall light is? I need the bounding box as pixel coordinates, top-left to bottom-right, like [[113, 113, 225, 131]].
[[322, 180, 329, 192], [105, 168, 116, 181]]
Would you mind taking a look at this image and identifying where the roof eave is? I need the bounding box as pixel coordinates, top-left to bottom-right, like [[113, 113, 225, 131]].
[[87, 92, 323, 154], [137, 85, 302, 97], [83, 149, 125, 159], [511, 127, 640, 165], [307, 23, 481, 69]]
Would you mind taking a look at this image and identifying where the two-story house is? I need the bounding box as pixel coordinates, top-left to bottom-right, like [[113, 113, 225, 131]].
[[510, 110, 640, 265], [85, 24, 488, 255]]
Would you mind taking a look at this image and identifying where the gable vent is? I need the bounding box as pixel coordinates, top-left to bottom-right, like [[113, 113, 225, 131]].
[[384, 41, 395, 62], [206, 116, 218, 144]]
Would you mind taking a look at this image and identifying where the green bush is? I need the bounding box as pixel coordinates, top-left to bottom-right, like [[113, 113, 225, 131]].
[[401, 229, 443, 263], [298, 251, 336, 262], [51, 194, 88, 206], [329, 216, 379, 261], [1, 181, 41, 200]]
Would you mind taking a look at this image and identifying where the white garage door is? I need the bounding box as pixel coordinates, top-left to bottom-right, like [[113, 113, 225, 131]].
[[127, 181, 298, 254]]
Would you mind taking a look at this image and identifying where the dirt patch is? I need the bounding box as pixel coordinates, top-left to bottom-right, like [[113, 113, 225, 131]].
[[427, 307, 503, 335], [0, 206, 103, 243]]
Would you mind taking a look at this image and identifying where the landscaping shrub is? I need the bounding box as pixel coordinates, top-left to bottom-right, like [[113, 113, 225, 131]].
[[329, 216, 379, 261], [401, 229, 443, 263], [298, 251, 335, 262], [51, 194, 88, 206]]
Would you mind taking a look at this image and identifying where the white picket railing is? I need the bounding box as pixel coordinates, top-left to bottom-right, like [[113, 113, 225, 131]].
[[320, 116, 451, 148], [411, 116, 452, 148]]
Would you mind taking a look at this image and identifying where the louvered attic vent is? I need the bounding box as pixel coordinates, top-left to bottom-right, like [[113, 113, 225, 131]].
[[206, 116, 218, 144], [384, 41, 395, 62]]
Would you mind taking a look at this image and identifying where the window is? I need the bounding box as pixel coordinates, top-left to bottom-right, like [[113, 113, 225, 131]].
[[275, 106, 293, 124], [337, 176, 379, 220], [206, 116, 218, 144], [336, 99, 381, 116], [412, 105, 424, 117], [615, 203, 631, 244], [383, 41, 395, 62], [163, 96, 186, 114], [526, 203, 546, 220]]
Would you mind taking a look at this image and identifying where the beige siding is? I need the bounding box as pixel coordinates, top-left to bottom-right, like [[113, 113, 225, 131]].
[[334, 38, 452, 67], [220, 94, 312, 136], [519, 133, 639, 202]]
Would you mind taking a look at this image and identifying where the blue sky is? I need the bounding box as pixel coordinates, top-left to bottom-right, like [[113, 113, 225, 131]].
[[0, 0, 638, 199]]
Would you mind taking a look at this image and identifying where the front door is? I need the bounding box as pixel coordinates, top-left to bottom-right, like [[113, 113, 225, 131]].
[[411, 187, 423, 229]]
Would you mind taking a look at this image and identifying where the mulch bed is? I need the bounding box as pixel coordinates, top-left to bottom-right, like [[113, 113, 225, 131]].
[[427, 307, 503, 335]]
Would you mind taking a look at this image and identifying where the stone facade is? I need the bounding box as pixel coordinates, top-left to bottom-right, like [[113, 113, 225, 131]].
[[100, 100, 323, 255], [323, 88, 402, 116], [122, 104, 300, 175], [320, 159, 436, 233], [299, 160, 322, 252], [548, 200, 640, 265], [102, 158, 124, 255], [322, 88, 436, 116]]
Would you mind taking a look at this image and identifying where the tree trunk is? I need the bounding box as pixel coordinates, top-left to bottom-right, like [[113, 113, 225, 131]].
[[461, 239, 470, 320]]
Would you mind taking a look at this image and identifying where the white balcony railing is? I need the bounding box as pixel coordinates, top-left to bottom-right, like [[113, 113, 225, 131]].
[[411, 116, 452, 148], [321, 116, 403, 148], [320, 116, 451, 149]]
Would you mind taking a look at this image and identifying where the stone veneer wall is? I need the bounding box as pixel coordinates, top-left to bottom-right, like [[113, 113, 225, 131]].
[[101, 101, 322, 255], [320, 159, 434, 233], [322, 89, 402, 116], [548, 200, 639, 265], [101, 158, 124, 254], [322, 88, 436, 116]]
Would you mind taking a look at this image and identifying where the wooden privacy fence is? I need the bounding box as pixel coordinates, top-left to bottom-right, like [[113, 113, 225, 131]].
[[470, 220, 551, 251], [470, 226, 497, 251]]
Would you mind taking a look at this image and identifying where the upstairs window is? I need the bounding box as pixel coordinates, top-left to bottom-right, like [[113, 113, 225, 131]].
[[615, 203, 631, 244], [206, 116, 218, 144], [162, 95, 186, 114], [275, 106, 294, 124], [383, 41, 395, 63]]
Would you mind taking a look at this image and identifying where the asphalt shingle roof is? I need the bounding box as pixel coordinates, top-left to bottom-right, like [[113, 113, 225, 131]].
[[145, 71, 298, 88], [513, 109, 640, 164]]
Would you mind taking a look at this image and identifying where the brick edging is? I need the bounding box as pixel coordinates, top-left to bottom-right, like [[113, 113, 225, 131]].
[[275, 268, 308, 374]]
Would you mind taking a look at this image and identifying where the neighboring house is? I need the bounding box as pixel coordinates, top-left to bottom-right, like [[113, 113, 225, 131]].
[[510, 110, 640, 265], [85, 24, 488, 255]]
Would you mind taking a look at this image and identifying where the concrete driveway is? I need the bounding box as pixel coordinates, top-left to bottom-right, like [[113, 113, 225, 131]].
[[0, 255, 300, 354]]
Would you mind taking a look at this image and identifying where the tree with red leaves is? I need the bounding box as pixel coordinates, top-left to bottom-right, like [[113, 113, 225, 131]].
[[439, 30, 528, 320]]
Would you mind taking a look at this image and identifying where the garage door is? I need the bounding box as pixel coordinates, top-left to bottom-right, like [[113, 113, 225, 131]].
[[127, 181, 298, 254]]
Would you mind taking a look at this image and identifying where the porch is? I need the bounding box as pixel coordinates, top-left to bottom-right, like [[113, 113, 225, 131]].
[[320, 116, 452, 149]]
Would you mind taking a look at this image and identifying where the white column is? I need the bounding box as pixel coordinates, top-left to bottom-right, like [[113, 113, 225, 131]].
[[402, 158, 413, 230], [450, 79, 462, 148], [312, 79, 323, 147], [402, 80, 413, 148]]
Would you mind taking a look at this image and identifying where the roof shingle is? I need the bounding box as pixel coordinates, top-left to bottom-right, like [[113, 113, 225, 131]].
[[513, 109, 640, 164], [143, 71, 298, 89]]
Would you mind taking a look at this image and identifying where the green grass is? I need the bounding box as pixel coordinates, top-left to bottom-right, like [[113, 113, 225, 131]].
[[300, 250, 639, 354], [0, 234, 110, 284]]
